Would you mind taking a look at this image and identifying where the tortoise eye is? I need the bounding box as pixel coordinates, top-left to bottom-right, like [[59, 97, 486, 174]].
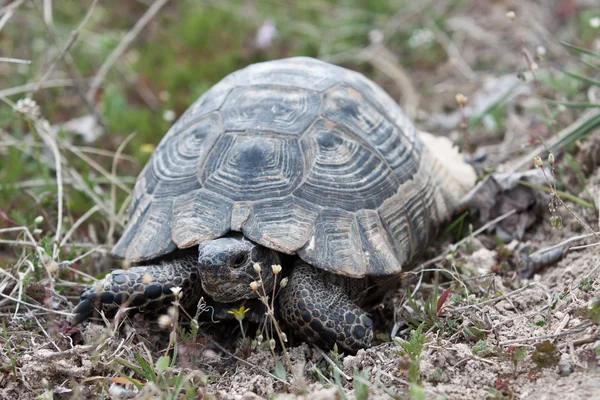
[[232, 253, 248, 267]]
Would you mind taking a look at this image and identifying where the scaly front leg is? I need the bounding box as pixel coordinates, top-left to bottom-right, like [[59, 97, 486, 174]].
[[278, 261, 373, 354], [73, 254, 202, 324]]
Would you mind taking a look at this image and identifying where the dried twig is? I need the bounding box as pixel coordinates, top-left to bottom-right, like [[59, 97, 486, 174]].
[[314, 346, 352, 381], [0, 78, 83, 97], [29, 0, 99, 96], [0, 292, 73, 317], [0, 0, 25, 31], [415, 209, 517, 272], [529, 231, 600, 257], [60, 205, 100, 248], [107, 133, 136, 246], [64, 143, 132, 194], [33, 0, 106, 129], [498, 322, 593, 346], [0, 176, 137, 191], [87, 0, 170, 103], [0, 57, 31, 64], [449, 282, 540, 313], [30, 345, 96, 360], [509, 108, 600, 172], [2, 94, 65, 260]]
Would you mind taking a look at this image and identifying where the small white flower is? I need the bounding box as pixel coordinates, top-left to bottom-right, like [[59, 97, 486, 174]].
[[46, 261, 58, 274], [34, 216, 44, 225], [255, 19, 277, 49], [253, 262, 262, 274], [162, 110, 176, 122], [408, 28, 435, 49], [368, 29, 384, 44], [590, 17, 600, 28], [170, 286, 182, 297], [15, 98, 41, 119], [536, 46, 546, 56], [142, 273, 152, 284], [159, 91, 170, 102], [157, 314, 172, 328]]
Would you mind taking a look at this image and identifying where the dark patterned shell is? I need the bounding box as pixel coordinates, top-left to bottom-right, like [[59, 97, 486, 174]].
[[113, 57, 464, 277]]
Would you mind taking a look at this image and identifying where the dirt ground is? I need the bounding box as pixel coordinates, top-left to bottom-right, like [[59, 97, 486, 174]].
[[2, 1, 600, 399]]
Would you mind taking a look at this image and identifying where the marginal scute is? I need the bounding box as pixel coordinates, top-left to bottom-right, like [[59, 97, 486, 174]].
[[125, 164, 152, 222], [418, 161, 442, 240], [242, 196, 319, 253], [221, 86, 320, 136], [120, 199, 176, 262], [298, 208, 366, 277], [355, 209, 399, 275], [171, 189, 233, 248], [201, 134, 304, 201], [113, 193, 152, 258], [377, 162, 433, 265], [294, 119, 398, 212]]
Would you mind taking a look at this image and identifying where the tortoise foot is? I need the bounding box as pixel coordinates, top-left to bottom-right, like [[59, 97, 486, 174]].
[[279, 261, 373, 354], [73, 254, 202, 324]]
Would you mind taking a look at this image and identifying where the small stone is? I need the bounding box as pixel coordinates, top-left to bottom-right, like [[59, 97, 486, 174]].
[[242, 391, 262, 400], [558, 353, 573, 375], [465, 248, 496, 275]]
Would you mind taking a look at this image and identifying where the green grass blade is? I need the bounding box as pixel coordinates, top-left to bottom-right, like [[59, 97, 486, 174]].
[[562, 70, 600, 88], [518, 180, 594, 209], [582, 60, 600, 73], [134, 353, 157, 382], [444, 211, 468, 235], [561, 41, 600, 60], [467, 82, 520, 129], [545, 109, 600, 154], [171, 375, 188, 399], [544, 98, 600, 108], [113, 358, 149, 390]]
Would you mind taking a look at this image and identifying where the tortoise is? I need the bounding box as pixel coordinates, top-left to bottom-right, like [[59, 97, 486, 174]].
[[73, 57, 472, 353]]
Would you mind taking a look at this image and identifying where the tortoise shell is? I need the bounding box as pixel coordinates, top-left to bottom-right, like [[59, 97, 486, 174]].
[[113, 57, 464, 277]]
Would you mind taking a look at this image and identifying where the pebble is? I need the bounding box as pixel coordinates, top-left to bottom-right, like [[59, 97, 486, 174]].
[[558, 353, 573, 375]]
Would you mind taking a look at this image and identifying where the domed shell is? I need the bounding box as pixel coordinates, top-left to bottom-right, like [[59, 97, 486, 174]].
[[113, 57, 465, 277]]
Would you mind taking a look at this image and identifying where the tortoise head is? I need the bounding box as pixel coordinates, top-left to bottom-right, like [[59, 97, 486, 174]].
[[197, 234, 281, 303]]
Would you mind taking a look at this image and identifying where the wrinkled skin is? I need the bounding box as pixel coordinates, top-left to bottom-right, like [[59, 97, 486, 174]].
[[74, 234, 374, 353]]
